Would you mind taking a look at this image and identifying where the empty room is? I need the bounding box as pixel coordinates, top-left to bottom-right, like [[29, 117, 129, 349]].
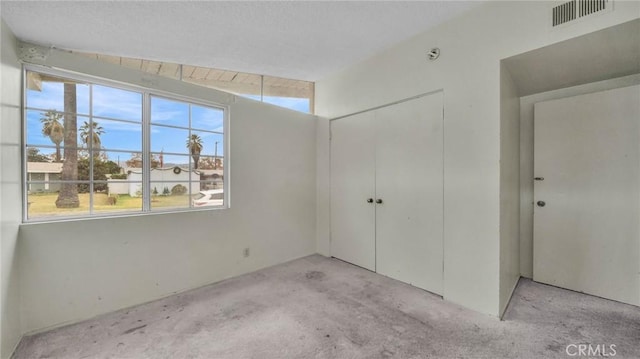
[[1, 1, 639, 358]]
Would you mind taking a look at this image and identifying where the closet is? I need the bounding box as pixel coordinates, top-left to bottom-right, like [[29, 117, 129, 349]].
[[330, 91, 443, 294]]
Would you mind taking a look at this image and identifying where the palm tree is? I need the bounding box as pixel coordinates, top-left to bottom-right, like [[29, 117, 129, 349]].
[[40, 110, 64, 162], [186, 134, 203, 169], [56, 83, 80, 208], [80, 120, 105, 156]]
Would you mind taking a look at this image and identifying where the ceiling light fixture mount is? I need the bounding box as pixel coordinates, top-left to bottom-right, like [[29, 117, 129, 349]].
[[427, 48, 440, 61]]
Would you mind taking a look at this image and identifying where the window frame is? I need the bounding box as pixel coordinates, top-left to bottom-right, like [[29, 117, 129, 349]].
[[22, 65, 230, 223]]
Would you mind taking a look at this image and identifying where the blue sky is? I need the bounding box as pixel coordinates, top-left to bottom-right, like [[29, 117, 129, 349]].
[[243, 94, 310, 113], [26, 77, 310, 166]]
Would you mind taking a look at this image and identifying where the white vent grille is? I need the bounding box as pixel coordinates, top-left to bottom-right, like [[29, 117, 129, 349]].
[[580, 0, 608, 17], [552, 0, 612, 27], [553, 0, 577, 26]]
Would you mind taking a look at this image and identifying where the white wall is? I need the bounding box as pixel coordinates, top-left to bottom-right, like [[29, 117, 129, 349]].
[[519, 73, 640, 278], [0, 19, 23, 358], [315, 1, 640, 316], [499, 64, 520, 316], [16, 49, 317, 334]]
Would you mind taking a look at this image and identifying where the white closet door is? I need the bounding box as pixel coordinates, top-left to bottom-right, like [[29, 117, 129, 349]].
[[330, 111, 376, 271], [534, 85, 640, 306], [375, 93, 444, 294]]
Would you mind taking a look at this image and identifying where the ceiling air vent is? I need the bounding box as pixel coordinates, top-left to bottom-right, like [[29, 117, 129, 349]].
[[552, 0, 612, 28], [580, 0, 609, 17], [553, 0, 577, 27]]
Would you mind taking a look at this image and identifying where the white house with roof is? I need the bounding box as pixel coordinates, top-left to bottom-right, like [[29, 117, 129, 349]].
[[26, 162, 62, 193]]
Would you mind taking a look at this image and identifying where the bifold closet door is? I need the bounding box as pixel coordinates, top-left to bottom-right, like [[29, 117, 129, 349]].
[[375, 93, 444, 294], [330, 111, 376, 271]]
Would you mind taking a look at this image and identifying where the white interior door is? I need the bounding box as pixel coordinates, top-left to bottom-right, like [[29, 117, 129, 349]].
[[330, 111, 376, 271], [534, 85, 640, 306], [375, 93, 444, 294]]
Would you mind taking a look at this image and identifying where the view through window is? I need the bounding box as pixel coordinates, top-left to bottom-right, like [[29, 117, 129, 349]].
[[24, 69, 226, 221]]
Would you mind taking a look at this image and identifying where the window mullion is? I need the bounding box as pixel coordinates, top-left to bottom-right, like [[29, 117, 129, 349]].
[[22, 66, 29, 222], [188, 104, 192, 207], [142, 93, 151, 212], [89, 84, 94, 214]]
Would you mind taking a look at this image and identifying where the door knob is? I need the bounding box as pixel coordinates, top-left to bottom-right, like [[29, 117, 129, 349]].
[[367, 198, 374, 203], [376, 199, 383, 204], [537, 201, 546, 207]]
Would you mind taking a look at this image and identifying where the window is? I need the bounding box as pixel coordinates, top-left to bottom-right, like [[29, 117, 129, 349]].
[[24, 68, 227, 222], [75, 51, 314, 114]]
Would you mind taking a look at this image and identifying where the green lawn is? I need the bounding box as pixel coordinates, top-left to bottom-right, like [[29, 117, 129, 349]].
[[28, 192, 193, 218]]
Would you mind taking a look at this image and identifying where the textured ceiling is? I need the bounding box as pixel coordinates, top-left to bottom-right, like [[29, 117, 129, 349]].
[[1, 1, 482, 81]]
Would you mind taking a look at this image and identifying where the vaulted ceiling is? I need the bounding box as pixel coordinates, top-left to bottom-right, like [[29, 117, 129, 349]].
[[1, 1, 482, 81]]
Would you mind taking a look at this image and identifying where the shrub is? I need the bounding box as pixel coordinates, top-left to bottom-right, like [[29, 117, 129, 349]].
[[162, 187, 170, 196], [77, 158, 122, 193], [171, 184, 187, 195], [107, 195, 118, 205], [110, 173, 127, 179]]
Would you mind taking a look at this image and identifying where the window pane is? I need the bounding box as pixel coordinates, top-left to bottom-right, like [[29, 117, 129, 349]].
[[198, 173, 223, 190], [262, 95, 311, 113], [150, 155, 192, 178], [94, 119, 142, 152], [87, 152, 126, 183], [150, 125, 190, 154], [262, 75, 313, 114], [26, 110, 61, 147], [150, 182, 193, 210], [93, 183, 143, 214], [100, 151, 129, 172], [151, 97, 189, 127], [200, 176, 224, 191], [191, 105, 224, 132], [26, 72, 90, 114], [27, 147, 80, 180], [197, 156, 224, 172], [27, 183, 90, 219], [121, 153, 142, 170], [26, 110, 84, 149], [191, 131, 223, 157], [192, 185, 224, 208], [92, 85, 142, 122], [26, 146, 58, 165], [26, 156, 61, 193]]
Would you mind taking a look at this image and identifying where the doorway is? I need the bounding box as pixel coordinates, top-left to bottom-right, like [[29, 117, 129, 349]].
[[533, 85, 640, 306]]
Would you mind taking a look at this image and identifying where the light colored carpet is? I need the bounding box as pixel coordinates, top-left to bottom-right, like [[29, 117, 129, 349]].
[[14, 255, 640, 358]]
